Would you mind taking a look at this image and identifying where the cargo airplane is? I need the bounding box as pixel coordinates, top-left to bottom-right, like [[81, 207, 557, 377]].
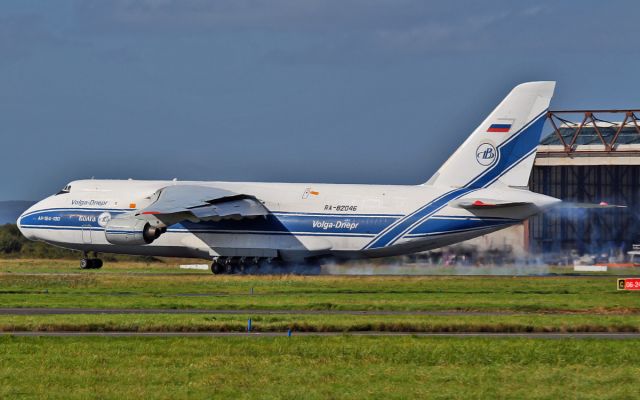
[[18, 81, 560, 273]]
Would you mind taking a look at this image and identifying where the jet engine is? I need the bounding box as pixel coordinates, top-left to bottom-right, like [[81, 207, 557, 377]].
[[105, 218, 165, 245]]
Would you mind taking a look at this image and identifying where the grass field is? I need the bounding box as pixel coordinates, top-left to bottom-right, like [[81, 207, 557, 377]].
[[2, 258, 640, 398], [1, 259, 638, 314], [2, 313, 640, 333], [2, 336, 639, 399]]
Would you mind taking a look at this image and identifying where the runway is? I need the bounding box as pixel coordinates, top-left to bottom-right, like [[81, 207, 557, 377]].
[[2, 331, 640, 339]]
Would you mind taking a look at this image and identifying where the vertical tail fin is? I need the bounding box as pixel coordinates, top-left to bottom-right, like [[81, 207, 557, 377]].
[[427, 81, 555, 189]]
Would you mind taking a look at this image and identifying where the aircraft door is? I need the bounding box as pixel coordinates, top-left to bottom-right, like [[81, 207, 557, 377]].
[[82, 226, 92, 244]]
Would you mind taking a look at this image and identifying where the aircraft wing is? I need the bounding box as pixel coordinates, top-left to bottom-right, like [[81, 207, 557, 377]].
[[453, 199, 533, 210], [135, 184, 269, 226]]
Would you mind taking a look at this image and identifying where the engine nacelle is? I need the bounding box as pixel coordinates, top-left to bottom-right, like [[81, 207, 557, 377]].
[[105, 218, 163, 245]]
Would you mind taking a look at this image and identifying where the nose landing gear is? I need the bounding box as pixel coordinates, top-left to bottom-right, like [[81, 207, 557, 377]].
[[80, 252, 103, 269]]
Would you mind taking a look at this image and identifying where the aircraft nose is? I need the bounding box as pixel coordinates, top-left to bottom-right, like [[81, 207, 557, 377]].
[[17, 212, 26, 234], [17, 203, 39, 240]]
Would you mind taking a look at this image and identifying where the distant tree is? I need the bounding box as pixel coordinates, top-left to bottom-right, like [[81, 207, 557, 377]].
[[0, 224, 23, 253]]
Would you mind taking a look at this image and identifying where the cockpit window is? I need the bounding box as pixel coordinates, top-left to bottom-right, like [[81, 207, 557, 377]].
[[55, 184, 71, 195]]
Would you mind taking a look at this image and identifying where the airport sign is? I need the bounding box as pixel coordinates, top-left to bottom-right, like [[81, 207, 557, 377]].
[[617, 278, 640, 290]]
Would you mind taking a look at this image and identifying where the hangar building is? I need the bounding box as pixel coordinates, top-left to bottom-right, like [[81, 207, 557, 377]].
[[528, 110, 640, 257]]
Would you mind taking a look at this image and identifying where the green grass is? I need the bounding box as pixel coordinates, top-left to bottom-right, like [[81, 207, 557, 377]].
[[1, 257, 639, 333], [0, 259, 638, 313], [3, 259, 640, 398], [1, 313, 640, 333], [0, 258, 188, 274], [1, 336, 639, 399]]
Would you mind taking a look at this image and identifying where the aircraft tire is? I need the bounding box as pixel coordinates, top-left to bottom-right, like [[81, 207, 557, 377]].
[[211, 261, 224, 275], [80, 259, 90, 269]]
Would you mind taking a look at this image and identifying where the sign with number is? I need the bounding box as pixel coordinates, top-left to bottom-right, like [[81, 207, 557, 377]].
[[617, 278, 640, 290]]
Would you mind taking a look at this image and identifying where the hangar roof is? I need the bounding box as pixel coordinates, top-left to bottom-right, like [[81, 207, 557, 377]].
[[535, 110, 640, 166], [540, 123, 640, 146]]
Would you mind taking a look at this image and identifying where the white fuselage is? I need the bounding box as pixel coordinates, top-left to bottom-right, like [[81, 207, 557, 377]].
[[18, 179, 560, 261]]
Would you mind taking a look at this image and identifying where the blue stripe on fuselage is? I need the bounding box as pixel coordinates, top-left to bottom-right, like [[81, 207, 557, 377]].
[[18, 209, 401, 237], [364, 187, 478, 249], [406, 217, 516, 236]]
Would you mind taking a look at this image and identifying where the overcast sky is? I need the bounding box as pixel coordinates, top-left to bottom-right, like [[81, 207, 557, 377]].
[[2, 0, 640, 200]]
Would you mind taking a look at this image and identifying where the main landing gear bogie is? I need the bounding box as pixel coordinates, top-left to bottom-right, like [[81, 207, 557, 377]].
[[210, 256, 322, 275], [80, 252, 103, 270], [211, 256, 274, 275]]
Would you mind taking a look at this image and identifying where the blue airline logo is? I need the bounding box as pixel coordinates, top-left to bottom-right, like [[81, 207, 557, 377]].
[[475, 143, 497, 166]]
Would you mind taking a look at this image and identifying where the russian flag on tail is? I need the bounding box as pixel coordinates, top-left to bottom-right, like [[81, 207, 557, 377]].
[[487, 123, 512, 133]]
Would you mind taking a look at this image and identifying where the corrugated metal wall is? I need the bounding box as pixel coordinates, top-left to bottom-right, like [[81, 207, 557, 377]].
[[529, 165, 640, 254]]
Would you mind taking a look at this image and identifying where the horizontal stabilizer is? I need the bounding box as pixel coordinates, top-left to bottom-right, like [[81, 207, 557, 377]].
[[556, 202, 627, 209], [452, 199, 533, 209]]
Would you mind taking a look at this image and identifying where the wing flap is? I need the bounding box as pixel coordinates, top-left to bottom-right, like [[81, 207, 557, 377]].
[[188, 198, 268, 219], [136, 185, 269, 226]]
